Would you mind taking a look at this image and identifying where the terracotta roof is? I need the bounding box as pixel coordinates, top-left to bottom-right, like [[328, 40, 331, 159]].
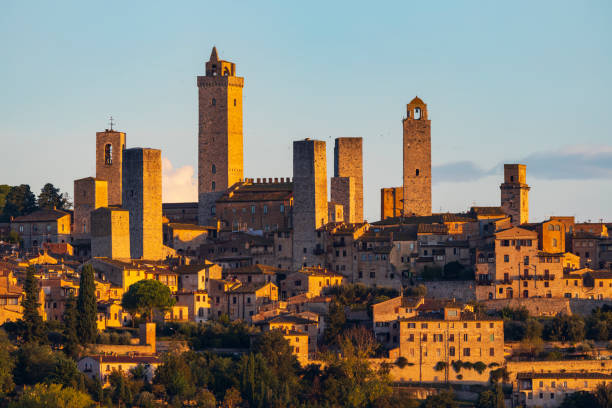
[[166, 223, 209, 231], [226, 264, 282, 275], [228, 282, 276, 294], [174, 263, 217, 274], [417, 224, 448, 234], [587, 270, 612, 280], [85, 355, 160, 364], [469, 207, 506, 217], [517, 372, 612, 380], [267, 314, 317, 325], [296, 267, 343, 278], [12, 208, 70, 223]]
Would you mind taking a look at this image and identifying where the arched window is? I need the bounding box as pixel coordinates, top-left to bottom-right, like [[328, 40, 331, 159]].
[[212, 98, 216, 106], [105, 144, 112, 165], [82, 220, 87, 234], [211, 181, 216, 191], [414, 107, 421, 120], [223, 68, 230, 76], [212, 164, 216, 174]]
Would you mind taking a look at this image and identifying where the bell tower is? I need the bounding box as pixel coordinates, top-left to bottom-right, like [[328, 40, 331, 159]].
[[402, 97, 432, 217], [500, 164, 529, 226], [197, 47, 244, 224]]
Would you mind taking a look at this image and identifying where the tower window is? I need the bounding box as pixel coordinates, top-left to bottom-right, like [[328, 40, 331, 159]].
[[212, 98, 216, 106], [416, 169, 420, 176], [234, 99, 237, 106], [510, 176, 514, 182], [211, 181, 216, 191], [212, 164, 216, 174], [414, 108, 421, 120], [104, 144, 112, 165]]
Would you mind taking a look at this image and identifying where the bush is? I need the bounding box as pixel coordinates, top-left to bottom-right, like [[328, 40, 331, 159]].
[[434, 361, 447, 371], [395, 357, 408, 368]]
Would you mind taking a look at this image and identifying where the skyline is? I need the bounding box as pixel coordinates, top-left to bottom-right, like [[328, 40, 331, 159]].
[[2, 1, 611, 222]]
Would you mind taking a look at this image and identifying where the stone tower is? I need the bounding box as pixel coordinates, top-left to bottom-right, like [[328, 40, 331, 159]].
[[331, 137, 363, 223], [197, 47, 244, 224], [500, 164, 529, 226], [402, 97, 432, 217], [292, 139, 328, 269], [96, 130, 126, 206], [73, 177, 108, 238], [122, 148, 163, 260], [90, 207, 130, 259]]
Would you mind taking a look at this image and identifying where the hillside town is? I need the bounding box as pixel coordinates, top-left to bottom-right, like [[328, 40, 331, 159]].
[[1, 47, 611, 407]]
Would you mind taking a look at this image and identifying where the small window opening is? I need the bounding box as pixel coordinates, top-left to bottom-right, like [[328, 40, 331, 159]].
[[211, 181, 216, 191], [104, 144, 112, 165], [212, 98, 216, 106], [416, 169, 420, 176], [212, 164, 216, 174]]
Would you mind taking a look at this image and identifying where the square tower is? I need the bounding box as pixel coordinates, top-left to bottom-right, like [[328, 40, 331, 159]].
[[90, 207, 130, 259], [122, 148, 163, 260], [332, 137, 363, 223], [380, 187, 403, 220], [96, 130, 126, 206], [292, 139, 328, 270], [73, 177, 108, 238], [197, 47, 244, 224], [402, 97, 432, 217], [500, 164, 530, 226]]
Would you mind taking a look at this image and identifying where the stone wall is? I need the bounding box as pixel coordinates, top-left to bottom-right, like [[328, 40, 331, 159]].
[[422, 281, 476, 302], [482, 298, 571, 317], [380, 187, 403, 220], [96, 130, 126, 206], [74, 177, 108, 238], [90, 207, 130, 259], [334, 137, 363, 223], [402, 98, 431, 217]]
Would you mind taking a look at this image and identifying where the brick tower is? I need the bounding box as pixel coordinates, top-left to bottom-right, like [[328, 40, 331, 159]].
[[73, 177, 108, 239], [96, 129, 126, 206], [402, 97, 432, 217], [292, 139, 328, 269], [500, 164, 529, 226], [122, 148, 162, 260], [197, 47, 244, 224], [331, 137, 363, 223]]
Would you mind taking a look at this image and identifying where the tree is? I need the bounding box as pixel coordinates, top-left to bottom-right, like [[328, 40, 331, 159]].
[[560, 391, 600, 408], [37, 183, 71, 211], [221, 387, 243, 408], [108, 369, 134, 407], [2, 185, 37, 220], [62, 293, 79, 357], [421, 390, 459, 408], [323, 300, 346, 345], [121, 279, 176, 322], [22, 265, 45, 343], [0, 330, 15, 399], [476, 384, 504, 408], [9, 383, 94, 408], [76, 265, 97, 344], [595, 383, 612, 408], [153, 352, 195, 400]]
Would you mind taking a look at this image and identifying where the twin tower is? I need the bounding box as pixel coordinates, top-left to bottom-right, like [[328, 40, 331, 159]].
[[197, 47, 432, 229]]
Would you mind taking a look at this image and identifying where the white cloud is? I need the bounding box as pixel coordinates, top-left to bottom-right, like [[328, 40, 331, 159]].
[[162, 157, 197, 203]]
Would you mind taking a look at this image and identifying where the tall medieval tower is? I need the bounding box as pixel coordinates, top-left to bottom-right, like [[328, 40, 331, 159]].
[[96, 130, 126, 206], [197, 47, 244, 224], [331, 137, 363, 224], [500, 164, 529, 226], [402, 97, 432, 217]]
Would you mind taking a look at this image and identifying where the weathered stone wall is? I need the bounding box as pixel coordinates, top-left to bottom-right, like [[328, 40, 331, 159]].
[[74, 177, 108, 238], [96, 130, 126, 206], [122, 148, 162, 260], [380, 187, 403, 220], [402, 98, 432, 217], [422, 281, 476, 302], [334, 138, 363, 223], [330, 177, 353, 223], [292, 139, 327, 270], [90, 207, 130, 259], [482, 298, 571, 317]]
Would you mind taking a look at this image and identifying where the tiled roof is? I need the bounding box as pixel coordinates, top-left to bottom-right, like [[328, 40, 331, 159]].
[[12, 208, 70, 223], [85, 355, 160, 364], [517, 372, 612, 380], [268, 314, 317, 325], [166, 223, 209, 231], [226, 264, 281, 275], [469, 207, 506, 217], [228, 282, 275, 294], [174, 263, 216, 274]]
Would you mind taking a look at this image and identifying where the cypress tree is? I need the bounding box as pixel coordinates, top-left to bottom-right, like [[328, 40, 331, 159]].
[[76, 264, 97, 344], [21, 265, 45, 343], [62, 293, 79, 357]]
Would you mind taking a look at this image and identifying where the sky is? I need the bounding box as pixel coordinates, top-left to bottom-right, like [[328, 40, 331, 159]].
[[1, 1, 611, 223]]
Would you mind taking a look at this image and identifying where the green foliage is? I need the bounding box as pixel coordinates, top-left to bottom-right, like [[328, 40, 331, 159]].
[[560, 390, 600, 408], [76, 265, 97, 344], [434, 361, 447, 371], [8, 383, 94, 408], [61, 294, 78, 357], [13, 343, 83, 388], [0, 330, 15, 398], [420, 390, 458, 408], [161, 320, 253, 349], [544, 315, 586, 342], [396, 356, 409, 368], [323, 300, 347, 345], [1, 185, 37, 221], [404, 284, 427, 298], [121, 279, 176, 322], [153, 352, 195, 400], [108, 369, 134, 406], [0, 184, 11, 212], [489, 367, 509, 384], [421, 266, 443, 281], [500, 306, 529, 321], [21, 266, 45, 344], [595, 382, 612, 408], [473, 361, 487, 374], [476, 384, 505, 408], [37, 183, 71, 211]]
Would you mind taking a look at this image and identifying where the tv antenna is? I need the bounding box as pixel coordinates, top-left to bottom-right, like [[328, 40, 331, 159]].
[[109, 116, 116, 131]]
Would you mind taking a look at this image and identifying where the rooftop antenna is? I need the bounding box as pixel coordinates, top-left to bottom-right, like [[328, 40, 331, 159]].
[[109, 115, 115, 131]]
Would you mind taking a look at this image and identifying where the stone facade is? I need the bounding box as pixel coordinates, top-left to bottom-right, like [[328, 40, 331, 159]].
[[96, 130, 126, 206], [330, 177, 353, 223], [198, 47, 244, 224], [122, 148, 162, 260], [380, 187, 403, 220], [90, 207, 130, 259], [500, 164, 530, 226], [292, 139, 328, 269], [73, 177, 108, 239], [402, 97, 432, 217], [333, 137, 363, 223]]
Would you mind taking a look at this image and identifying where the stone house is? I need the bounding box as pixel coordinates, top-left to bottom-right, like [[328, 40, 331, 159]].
[[280, 267, 343, 300], [11, 208, 71, 249]]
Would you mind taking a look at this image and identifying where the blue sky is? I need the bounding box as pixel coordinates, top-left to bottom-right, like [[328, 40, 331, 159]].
[[1, 1, 611, 222]]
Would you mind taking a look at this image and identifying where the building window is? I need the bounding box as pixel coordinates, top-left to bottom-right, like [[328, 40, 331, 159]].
[[251, 205, 256, 214], [504, 255, 509, 262], [449, 346, 455, 356], [463, 348, 470, 356], [233, 99, 237, 106], [416, 169, 420, 176], [263, 205, 268, 215], [212, 98, 216, 106], [210, 206, 216, 216], [280, 204, 285, 213], [211, 181, 216, 191], [212, 164, 216, 174], [105, 144, 112, 165]]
